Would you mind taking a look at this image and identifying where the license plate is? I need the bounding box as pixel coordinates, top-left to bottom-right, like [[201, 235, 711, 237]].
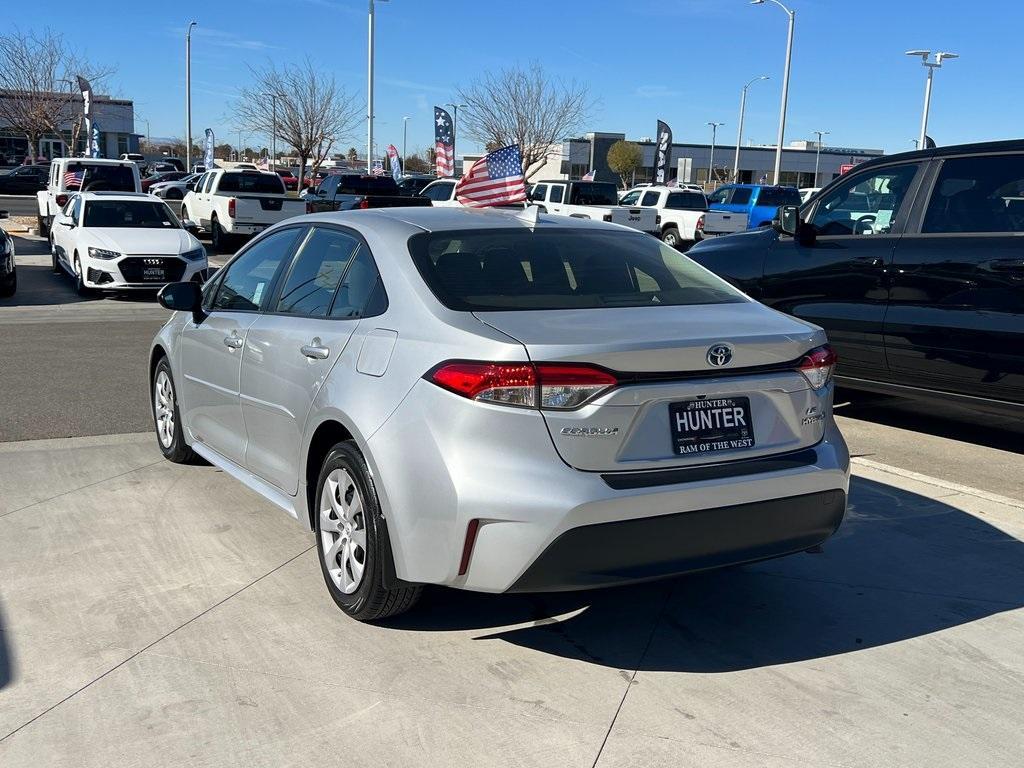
[[142, 267, 166, 281], [669, 397, 755, 455]]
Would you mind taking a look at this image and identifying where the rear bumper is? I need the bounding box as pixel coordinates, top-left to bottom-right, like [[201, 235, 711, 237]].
[[508, 489, 845, 592]]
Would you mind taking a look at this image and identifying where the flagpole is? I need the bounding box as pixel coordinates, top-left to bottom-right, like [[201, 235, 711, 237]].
[[367, 0, 375, 175], [185, 21, 197, 172]]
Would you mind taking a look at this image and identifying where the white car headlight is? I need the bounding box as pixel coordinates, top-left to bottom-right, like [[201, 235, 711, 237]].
[[87, 247, 120, 260], [182, 247, 206, 262]]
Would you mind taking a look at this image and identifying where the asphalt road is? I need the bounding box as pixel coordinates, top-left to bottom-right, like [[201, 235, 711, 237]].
[[0, 195, 41, 219], [1, 232, 1021, 500]]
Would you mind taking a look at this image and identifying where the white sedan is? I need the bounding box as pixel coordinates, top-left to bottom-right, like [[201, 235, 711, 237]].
[[150, 173, 200, 200], [418, 178, 461, 207], [50, 192, 208, 295]]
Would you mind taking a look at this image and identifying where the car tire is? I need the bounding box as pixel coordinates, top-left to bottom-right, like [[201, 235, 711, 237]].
[[152, 357, 197, 464], [50, 238, 62, 273], [0, 269, 15, 298], [662, 226, 681, 249], [314, 441, 422, 622], [73, 254, 93, 297], [37, 215, 49, 237], [210, 216, 227, 253], [168, 189, 183, 200]]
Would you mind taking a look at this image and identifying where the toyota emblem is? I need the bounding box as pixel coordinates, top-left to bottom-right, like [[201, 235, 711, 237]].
[[706, 344, 732, 367]]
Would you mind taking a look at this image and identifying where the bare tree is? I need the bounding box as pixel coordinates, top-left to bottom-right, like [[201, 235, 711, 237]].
[[0, 29, 113, 159], [234, 60, 361, 188], [458, 63, 591, 180]]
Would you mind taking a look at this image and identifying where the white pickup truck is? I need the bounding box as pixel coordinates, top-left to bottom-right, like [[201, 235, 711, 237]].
[[37, 157, 141, 236], [180, 168, 305, 251], [619, 185, 708, 248], [527, 180, 658, 234]]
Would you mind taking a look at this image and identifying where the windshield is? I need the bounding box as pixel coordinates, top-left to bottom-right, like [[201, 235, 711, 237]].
[[408, 228, 746, 311], [82, 200, 179, 229], [338, 176, 400, 195], [65, 163, 136, 192], [217, 173, 285, 194], [568, 182, 619, 206]]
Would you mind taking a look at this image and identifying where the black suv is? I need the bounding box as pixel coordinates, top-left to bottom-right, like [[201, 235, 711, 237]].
[[688, 139, 1024, 416]]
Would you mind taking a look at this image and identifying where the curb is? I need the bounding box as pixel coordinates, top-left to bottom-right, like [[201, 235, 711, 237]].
[[852, 456, 1024, 511]]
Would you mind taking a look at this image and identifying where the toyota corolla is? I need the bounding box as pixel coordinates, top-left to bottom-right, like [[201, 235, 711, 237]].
[[149, 207, 849, 621]]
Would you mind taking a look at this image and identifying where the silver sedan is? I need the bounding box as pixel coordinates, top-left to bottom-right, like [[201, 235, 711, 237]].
[[149, 207, 850, 621]]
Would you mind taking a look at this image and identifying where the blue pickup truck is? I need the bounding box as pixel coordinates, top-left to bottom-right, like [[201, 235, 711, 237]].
[[698, 184, 802, 237]]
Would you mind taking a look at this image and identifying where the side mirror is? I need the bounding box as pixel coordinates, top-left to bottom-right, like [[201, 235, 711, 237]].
[[181, 219, 199, 235], [774, 205, 800, 236], [158, 281, 204, 323]]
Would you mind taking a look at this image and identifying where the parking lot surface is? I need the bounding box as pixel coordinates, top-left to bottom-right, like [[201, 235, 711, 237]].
[[1, 231, 1022, 767]]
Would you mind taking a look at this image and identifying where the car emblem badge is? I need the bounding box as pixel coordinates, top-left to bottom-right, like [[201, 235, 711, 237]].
[[706, 344, 732, 367]]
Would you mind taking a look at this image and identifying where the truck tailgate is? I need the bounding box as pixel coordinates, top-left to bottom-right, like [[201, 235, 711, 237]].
[[701, 210, 748, 235], [234, 196, 305, 223], [607, 206, 658, 232]]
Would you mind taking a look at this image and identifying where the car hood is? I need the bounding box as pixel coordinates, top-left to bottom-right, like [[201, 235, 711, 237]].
[[88, 227, 196, 255]]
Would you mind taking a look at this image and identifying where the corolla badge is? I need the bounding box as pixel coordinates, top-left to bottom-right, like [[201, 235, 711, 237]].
[[706, 344, 733, 367], [560, 426, 619, 438]]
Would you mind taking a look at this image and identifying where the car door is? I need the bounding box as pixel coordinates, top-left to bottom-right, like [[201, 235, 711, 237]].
[[545, 183, 568, 215], [885, 152, 1024, 405], [240, 226, 381, 493], [178, 227, 302, 465], [759, 161, 925, 378]]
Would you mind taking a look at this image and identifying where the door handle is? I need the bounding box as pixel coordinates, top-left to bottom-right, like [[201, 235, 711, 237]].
[[223, 334, 243, 349], [301, 339, 330, 360]]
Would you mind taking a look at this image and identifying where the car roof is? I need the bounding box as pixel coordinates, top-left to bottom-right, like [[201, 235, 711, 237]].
[[61, 158, 134, 166], [77, 192, 163, 201], [301, 205, 636, 235], [844, 138, 1024, 174], [626, 185, 705, 193]]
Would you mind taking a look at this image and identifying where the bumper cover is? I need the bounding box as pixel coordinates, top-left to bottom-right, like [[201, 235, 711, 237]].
[[508, 489, 846, 592]]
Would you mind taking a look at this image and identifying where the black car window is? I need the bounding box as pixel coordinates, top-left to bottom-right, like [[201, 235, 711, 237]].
[[65, 163, 136, 192], [706, 188, 730, 205], [212, 228, 300, 312], [729, 188, 752, 205], [337, 176, 400, 195], [318, 176, 338, 197], [422, 182, 454, 201], [568, 182, 619, 206], [409, 228, 746, 311], [640, 190, 661, 207], [330, 244, 388, 319], [619, 190, 642, 206], [531, 184, 548, 202], [811, 164, 919, 236], [548, 185, 564, 203], [923, 154, 1024, 233], [275, 228, 359, 317], [216, 172, 285, 194], [757, 187, 802, 207], [666, 192, 707, 210], [83, 200, 178, 229]]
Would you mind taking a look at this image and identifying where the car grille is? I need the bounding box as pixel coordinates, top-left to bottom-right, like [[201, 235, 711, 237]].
[[118, 257, 186, 283]]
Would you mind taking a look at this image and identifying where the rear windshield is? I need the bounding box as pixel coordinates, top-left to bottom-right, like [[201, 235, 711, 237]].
[[338, 176, 399, 195], [217, 172, 285, 194], [757, 187, 802, 207], [83, 200, 179, 229], [408, 229, 746, 311], [65, 163, 136, 192], [665, 192, 707, 210], [568, 182, 619, 206]]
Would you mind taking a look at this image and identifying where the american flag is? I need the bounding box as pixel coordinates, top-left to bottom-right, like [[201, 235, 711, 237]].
[[372, 159, 385, 177], [434, 106, 454, 178], [455, 144, 527, 207], [64, 170, 84, 188], [581, 169, 596, 181]]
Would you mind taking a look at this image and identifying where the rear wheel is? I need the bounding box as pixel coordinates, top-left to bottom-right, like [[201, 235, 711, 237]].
[[0, 268, 15, 298], [37, 215, 49, 237], [210, 216, 229, 253], [314, 441, 421, 622], [662, 226, 681, 249], [152, 357, 196, 464]]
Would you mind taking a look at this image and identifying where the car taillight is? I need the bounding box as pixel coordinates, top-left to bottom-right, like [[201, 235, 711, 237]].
[[227, 198, 236, 218], [56, 194, 68, 207], [427, 362, 618, 410], [696, 214, 705, 231], [797, 344, 837, 390], [359, 198, 370, 209]]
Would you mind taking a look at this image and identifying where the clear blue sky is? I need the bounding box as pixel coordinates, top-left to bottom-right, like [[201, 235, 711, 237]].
[[39, 0, 1021, 157]]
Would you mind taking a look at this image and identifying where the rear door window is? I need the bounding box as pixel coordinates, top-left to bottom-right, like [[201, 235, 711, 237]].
[[922, 154, 1024, 233], [548, 185, 564, 203], [409, 229, 745, 311], [275, 228, 358, 317], [729, 188, 752, 205]]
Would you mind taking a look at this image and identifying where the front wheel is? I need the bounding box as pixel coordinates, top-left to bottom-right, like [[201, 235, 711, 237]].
[[73, 255, 93, 297], [315, 441, 421, 622], [152, 358, 196, 464], [0, 269, 15, 298], [50, 238, 61, 273]]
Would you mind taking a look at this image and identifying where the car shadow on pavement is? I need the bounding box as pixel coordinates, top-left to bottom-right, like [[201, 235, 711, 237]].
[[0, 601, 12, 691], [0, 265, 159, 307], [384, 476, 1024, 672]]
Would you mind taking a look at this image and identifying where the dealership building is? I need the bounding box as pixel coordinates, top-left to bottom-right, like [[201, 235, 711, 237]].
[[0, 90, 141, 165], [526, 131, 885, 188]]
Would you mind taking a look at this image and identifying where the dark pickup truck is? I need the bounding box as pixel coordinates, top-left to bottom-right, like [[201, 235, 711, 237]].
[[305, 174, 432, 213]]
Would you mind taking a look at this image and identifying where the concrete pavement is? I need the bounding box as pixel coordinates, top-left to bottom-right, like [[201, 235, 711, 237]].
[[0, 431, 1021, 767]]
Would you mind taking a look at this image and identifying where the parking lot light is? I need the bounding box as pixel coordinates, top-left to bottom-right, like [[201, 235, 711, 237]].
[[707, 122, 725, 189], [751, 0, 795, 186], [906, 50, 959, 148], [733, 75, 769, 181], [812, 129, 829, 185]]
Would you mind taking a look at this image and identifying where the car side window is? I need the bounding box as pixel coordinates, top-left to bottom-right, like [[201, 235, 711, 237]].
[[202, 174, 216, 193], [548, 185, 564, 203], [922, 154, 1024, 234], [811, 164, 919, 237], [211, 228, 301, 312], [319, 176, 338, 197], [619, 190, 642, 206], [330, 244, 387, 319], [531, 184, 548, 202], [706, 188, 729, 205], [423, 183, 453, 202], [730, 188, 752, 205], [274, 227, 359, 317], [640, 190, 661, 207]]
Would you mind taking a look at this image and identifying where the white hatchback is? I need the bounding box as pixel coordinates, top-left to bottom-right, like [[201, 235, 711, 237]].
[[51, 192, 208, 295]]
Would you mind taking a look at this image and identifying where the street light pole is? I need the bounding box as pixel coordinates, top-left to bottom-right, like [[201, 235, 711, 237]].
[[445, 102, 467, 164], [812, 129, 829, 186], [906, 50, 959, 147], [752, 0, 794, 185], [185, 21, 197, 172], [707, 122, 725, 189], [402, 116, 411, 173], [733, 75, 769, 181], [366, 0, 389, 174]]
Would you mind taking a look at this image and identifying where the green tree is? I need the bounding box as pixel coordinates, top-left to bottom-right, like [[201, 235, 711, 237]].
[[606, 140, 643, 188], [346, 146, 358, 162]]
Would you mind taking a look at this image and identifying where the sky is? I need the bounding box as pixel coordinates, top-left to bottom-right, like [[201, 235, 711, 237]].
[[36, 0, 1024, 159]]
